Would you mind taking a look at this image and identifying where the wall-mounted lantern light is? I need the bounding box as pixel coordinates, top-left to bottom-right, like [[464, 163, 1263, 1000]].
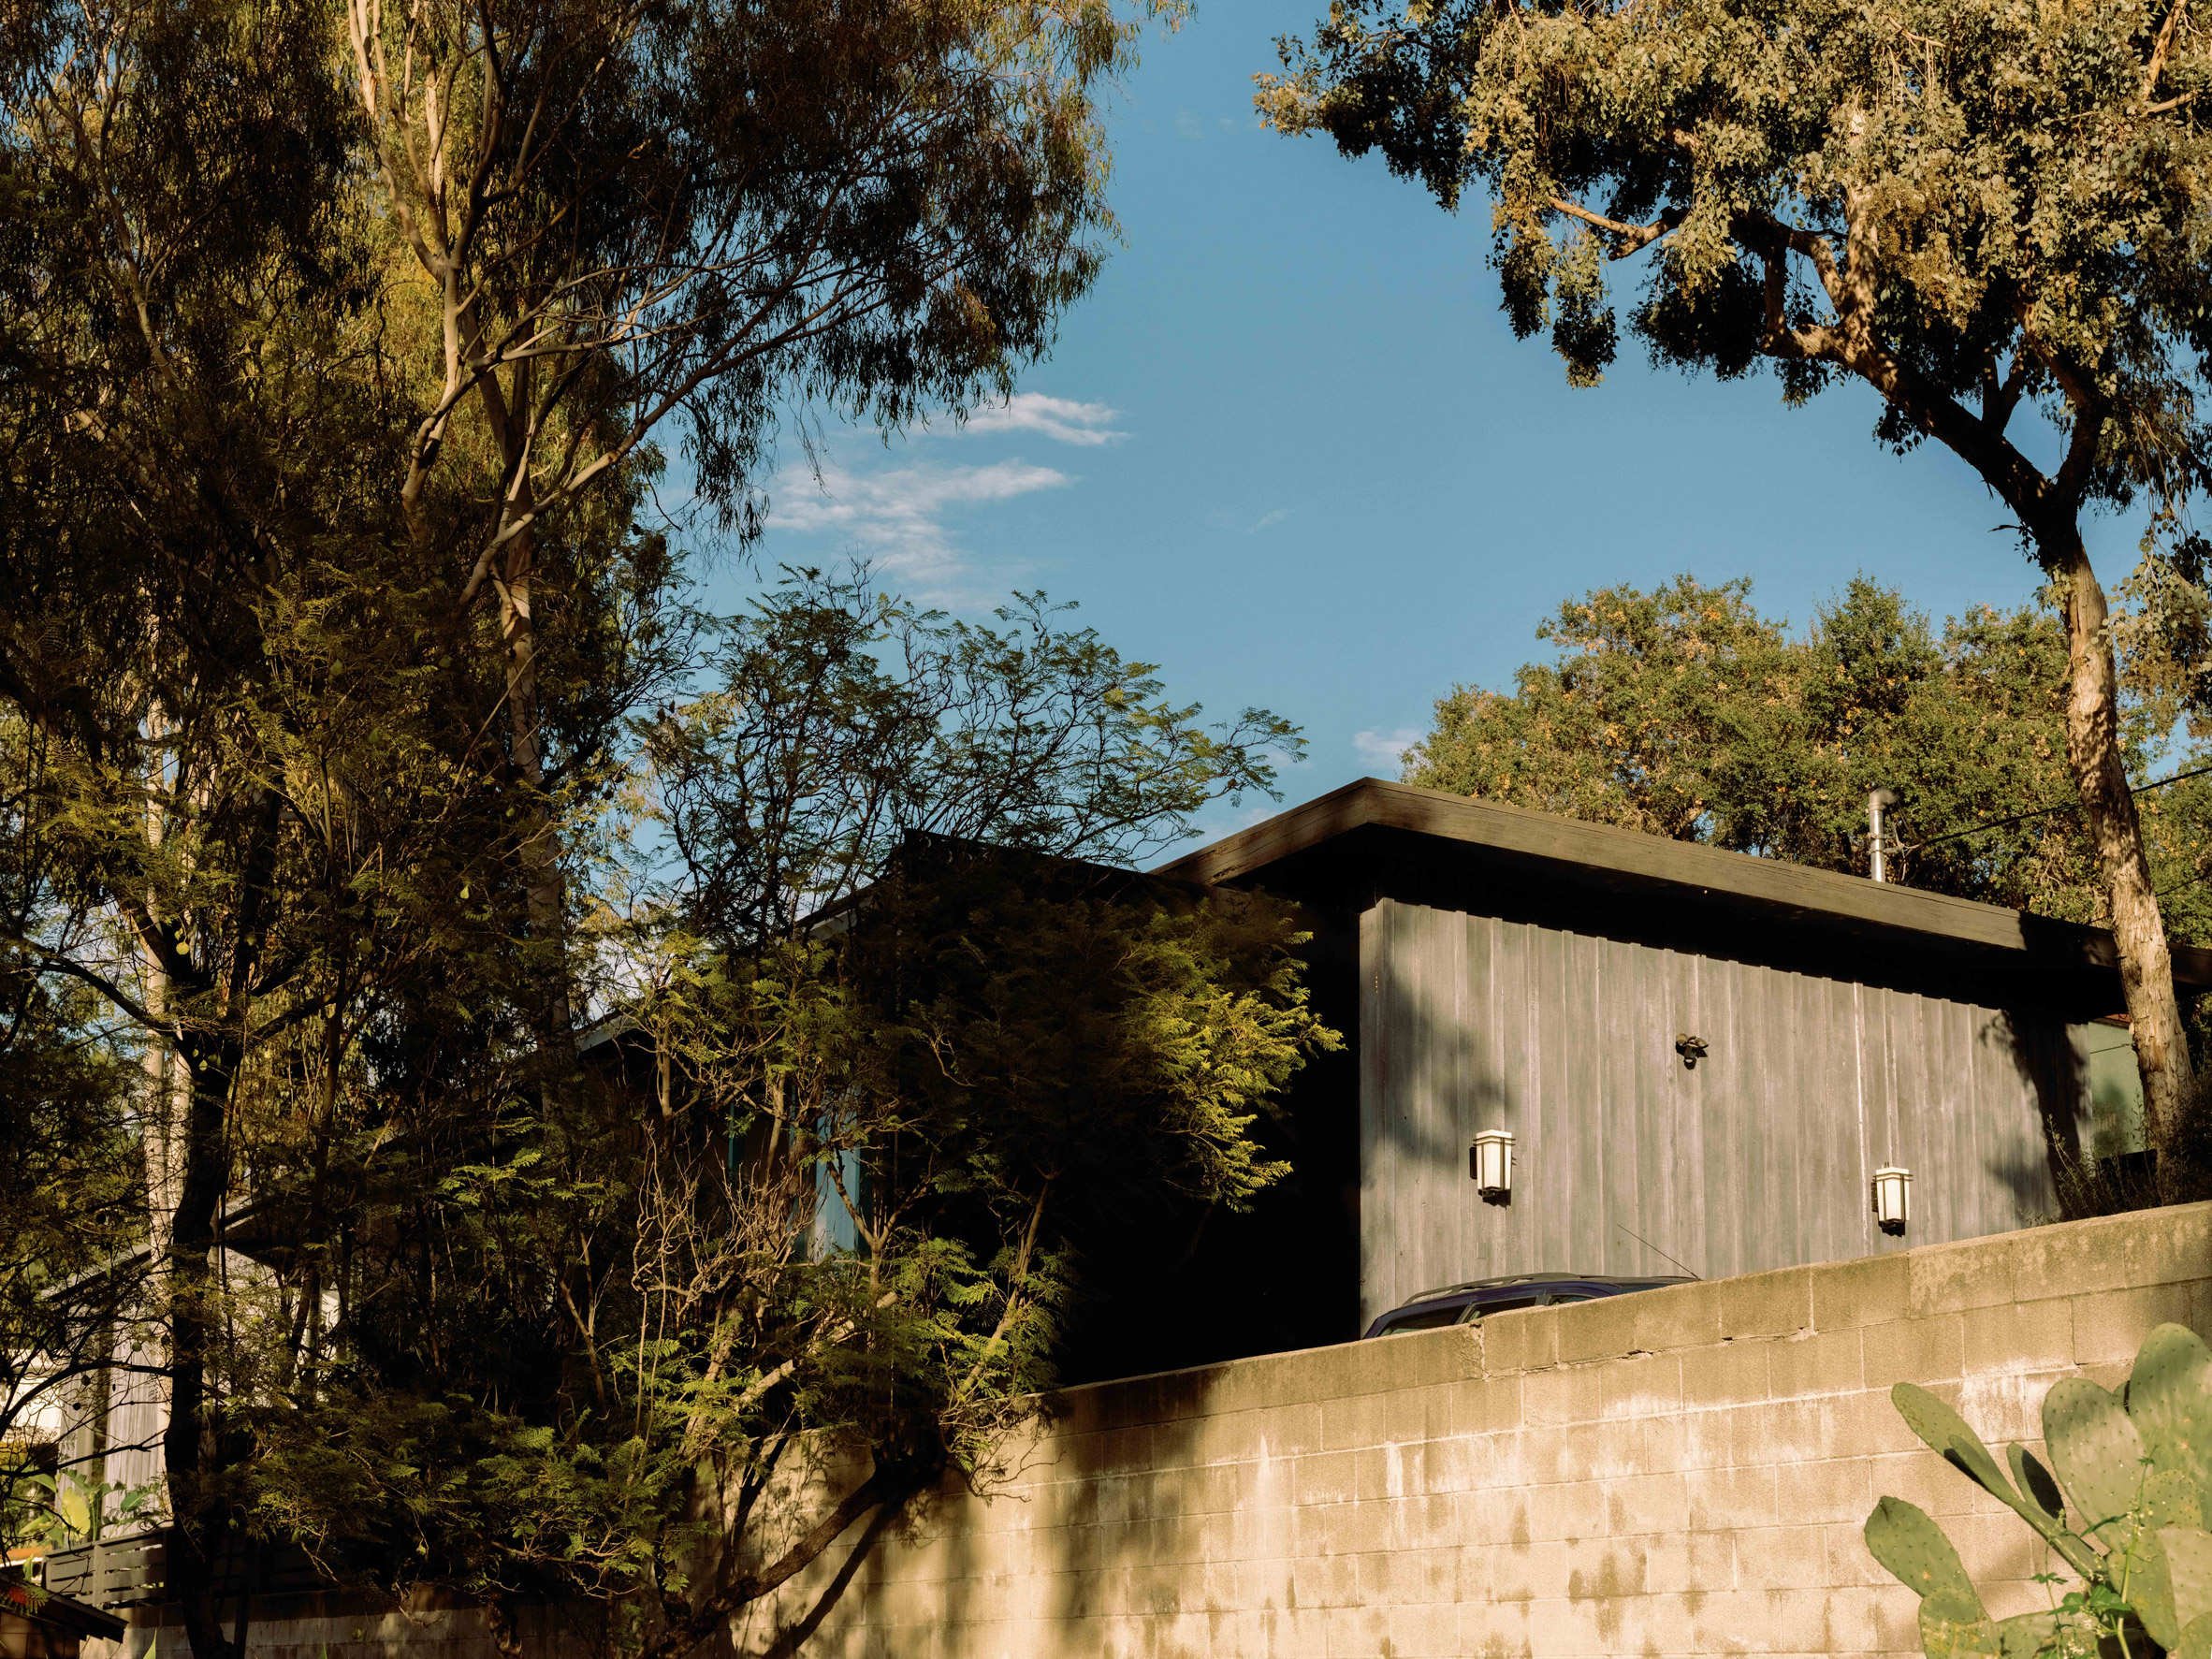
[[1871, 1165, 1912, 1235], [1471, 1129, 1515, 1203]]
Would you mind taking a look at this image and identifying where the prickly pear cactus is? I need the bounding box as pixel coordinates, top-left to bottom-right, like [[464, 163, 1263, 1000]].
[[1870, 1323, 2212, 1659]]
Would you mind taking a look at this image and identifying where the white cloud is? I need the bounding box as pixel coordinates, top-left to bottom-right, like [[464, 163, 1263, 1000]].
[[1354, 726, 1424, 774], [1175, 109, 1205, 140], [1206, 506, 1293, 535], [956, 393, 1126, 447], [767, 456, 1070, 592]]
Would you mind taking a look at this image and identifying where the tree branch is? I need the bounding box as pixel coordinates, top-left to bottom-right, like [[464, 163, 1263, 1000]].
[[2147, 0, 2188, 99], [1548, 196, 1681, 256]]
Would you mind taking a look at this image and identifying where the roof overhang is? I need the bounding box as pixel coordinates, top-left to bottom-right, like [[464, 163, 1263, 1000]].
[[1155, 779, 2212, 1009]]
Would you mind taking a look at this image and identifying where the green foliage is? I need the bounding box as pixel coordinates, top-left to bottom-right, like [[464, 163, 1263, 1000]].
[[0, 0, 1201, 1650], [1265, 0, 2212, 1158], [1261, 0, 2212, 516], [1403, 574, 2212, 925], [218, 573, 1328, 1657], [1870, 1323, 2212, 1659]]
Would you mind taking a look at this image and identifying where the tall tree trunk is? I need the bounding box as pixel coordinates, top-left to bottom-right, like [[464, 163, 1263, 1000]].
[[500, 515, 576, 1057], [164, 1049, 240, 1659], [2051, 534, 2199, 1181]]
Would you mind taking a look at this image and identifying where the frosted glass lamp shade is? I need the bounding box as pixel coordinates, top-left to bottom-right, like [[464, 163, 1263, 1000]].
[[1471, 1130, 1515, 1199], [1871, 1165, 1912, 1235]]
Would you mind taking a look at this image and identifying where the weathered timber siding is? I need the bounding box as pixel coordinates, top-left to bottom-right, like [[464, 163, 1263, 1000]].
[[1360, 897, 2095, 1326]]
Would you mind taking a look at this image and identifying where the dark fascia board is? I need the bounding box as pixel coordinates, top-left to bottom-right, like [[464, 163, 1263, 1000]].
[[1154, 778, 2212, 992]]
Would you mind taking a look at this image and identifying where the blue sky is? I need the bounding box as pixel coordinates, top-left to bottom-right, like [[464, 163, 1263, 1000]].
[[728, 0, 2153, 847]]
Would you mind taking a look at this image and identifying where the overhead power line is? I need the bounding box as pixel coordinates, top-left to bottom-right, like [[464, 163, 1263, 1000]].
[[1905, 760, 2212, 853]]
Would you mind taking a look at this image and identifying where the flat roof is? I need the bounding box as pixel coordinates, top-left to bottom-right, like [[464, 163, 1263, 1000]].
[[1155, 778, 2212, 996]]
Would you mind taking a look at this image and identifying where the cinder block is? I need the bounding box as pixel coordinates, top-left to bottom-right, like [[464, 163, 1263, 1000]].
[[1600, 1352, 1687, 1419], [2074, 1283, 2191, 1365], [1579, 1416, 1654, 1481], [1399, 1492, 1458, 1554], [1768, 1329, 1866, 1400], [1866, 1448, 2004, 1520], [1606, 1471, 1690, 1535], [1523, 1363, 1598, 1427], [1869, 1582, 1922, 1652], [2007, 1201, 2212, 1300], [1731, 1524, 1828, 1592], [1928, 1508, 2038, 1592], [1963, 1299, 2075, 1375], [1350, 1443, 1404, 1504], [1463, 1427, 1530, 1492], [1250, 1402, 1325, 1461], [1720, 1266, 1815, 1341], [1861, 1314, 1964, 1389], [1528, 1478, 1610, 1542], [1955, 1367, 2068, 1446], [1337, 1326, 1465, 1397], [1668, 1406, 1735, 1472], [1320, 1599, 1389, 1659], [1484, 1305, 1560, 1375], [1521, 1592, 1610, 1657], [1735, 1395, 1855, 1468], [1289, 1500, 1361, 1562], [1779, 1457, 1875, 1526], [1814, 1585, 1887, 1652], [1513, 1419, 1590, 1488], [1681, 1340, 1771, 1408], [1291, 1450, 1353, 1521], [1618, 1590, 1701, 1656], [1693, 1586, 1837, 1654], [1386, 1598, 1461, 1658], [1685, 1464, 1781, 1531], [1485, 1537, 1569, 1603], [1635, 1278, 1732, 1352], [1449, 1374, 1524, 1436], [1290, 1550, 1359, 1610], [1908, 1233, 2024, 1317], [1554, 1293, 1653, 1364]]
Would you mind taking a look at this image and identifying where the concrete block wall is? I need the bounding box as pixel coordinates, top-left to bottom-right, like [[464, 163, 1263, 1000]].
[[738, 1201, 2212, 1659]]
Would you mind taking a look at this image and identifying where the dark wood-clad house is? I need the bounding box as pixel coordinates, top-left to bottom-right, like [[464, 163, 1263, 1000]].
[[1152, 779, 2212, 1344]]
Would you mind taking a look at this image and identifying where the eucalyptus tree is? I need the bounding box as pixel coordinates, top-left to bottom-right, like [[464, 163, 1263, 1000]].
[[1262, 0, 2212, 1162], [0, 0, 1175, 1652], [344, 0, 1157, 1051]]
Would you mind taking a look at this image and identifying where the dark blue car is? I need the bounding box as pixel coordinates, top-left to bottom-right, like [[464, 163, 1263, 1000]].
[[1361, 1271, 1693, 1339]]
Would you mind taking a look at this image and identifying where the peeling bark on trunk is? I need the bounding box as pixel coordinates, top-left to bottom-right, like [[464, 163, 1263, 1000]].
[[2053, 538, 2199, 1179]]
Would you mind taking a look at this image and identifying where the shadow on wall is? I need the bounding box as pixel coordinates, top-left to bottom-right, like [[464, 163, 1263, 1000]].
[[1995, 1009, 2091, 1225]]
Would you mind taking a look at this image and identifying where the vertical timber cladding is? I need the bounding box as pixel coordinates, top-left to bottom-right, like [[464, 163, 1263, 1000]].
[[1357, 895, 2095, 1330]]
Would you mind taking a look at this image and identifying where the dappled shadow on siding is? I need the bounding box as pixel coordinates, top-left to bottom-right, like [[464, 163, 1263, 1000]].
[[1986, 1009, 2089, 1224]]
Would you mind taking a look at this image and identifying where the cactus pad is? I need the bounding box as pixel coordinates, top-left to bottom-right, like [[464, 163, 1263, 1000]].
[[1992, 1609, 2067, 1659], [1895, 1382, 2017, 1504], [1919, 1592, 2001, 1659], [2007, 1444, 2063, 1523], [1868, 1496, 1986, 1609], [2132, 1324, 2212, 1512], [2116, 1523, 2181, 1650], [2165, 1525, 2212, 1629], [2045, 1376, 2147, 1538]]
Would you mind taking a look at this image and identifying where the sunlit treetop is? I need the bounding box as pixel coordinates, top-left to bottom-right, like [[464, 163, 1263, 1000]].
[[1261, 0, 2212, 538]]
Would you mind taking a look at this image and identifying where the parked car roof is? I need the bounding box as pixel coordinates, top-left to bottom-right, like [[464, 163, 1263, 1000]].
[[1361, 1272, 1693, 1340]]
